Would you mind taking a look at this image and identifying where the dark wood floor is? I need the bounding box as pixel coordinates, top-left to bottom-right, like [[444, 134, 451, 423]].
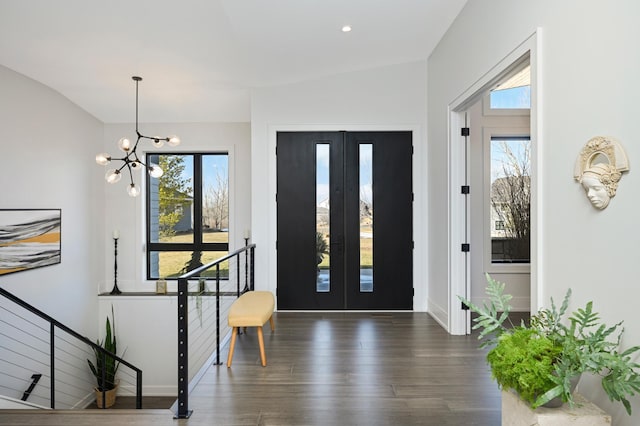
[[0, 312, 502, 425]]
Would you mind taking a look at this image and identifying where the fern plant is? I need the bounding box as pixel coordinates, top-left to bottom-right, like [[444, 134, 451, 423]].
[[460, 274, 640, 414]]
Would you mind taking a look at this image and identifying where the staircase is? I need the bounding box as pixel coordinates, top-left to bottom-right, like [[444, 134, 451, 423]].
[[0, 287, 142, 411]]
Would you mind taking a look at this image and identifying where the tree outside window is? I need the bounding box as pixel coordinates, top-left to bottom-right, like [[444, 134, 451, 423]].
[[147, 153, 229, 279], [490, 137, 530, 263]]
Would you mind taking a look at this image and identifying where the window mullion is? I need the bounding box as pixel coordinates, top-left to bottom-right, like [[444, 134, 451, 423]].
[[193, 154, 203, 249]]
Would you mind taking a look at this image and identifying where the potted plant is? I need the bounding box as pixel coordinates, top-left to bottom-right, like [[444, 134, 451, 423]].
[[87, 306, 123, 408], [460, 274, 640, 414]]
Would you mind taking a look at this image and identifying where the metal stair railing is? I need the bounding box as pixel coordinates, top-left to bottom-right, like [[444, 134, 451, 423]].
[[0, 287, 143, 409], [174, 243, 255, 419]]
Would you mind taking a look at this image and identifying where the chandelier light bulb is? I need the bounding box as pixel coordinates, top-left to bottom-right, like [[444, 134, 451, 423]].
[[148, 163, 164, 178], [105, 169, 122, 184], [118, 137, 132, 152], [127, 183, 141, 197], [95, 153, 111, 165], [130, 160, 142, 170], [167, 135, 181, 147], [152, 137, 164, 148]]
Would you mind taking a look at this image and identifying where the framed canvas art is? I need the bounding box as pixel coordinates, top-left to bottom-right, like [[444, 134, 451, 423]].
[[0, 209, 61, 276]]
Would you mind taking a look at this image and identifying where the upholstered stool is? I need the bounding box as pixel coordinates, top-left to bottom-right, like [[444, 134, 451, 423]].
[[227, 291, 275, 367]]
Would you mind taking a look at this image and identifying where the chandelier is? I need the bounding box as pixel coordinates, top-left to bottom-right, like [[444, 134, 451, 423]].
[[95, 76, 180, 197]]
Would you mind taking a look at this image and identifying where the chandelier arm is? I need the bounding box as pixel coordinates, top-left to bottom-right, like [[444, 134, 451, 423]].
[[132, 151, 148, 168], [135, 77, 140, 135], [127, 163, 135, 186], [116, 162, 129, 173], [129, 134, 143, 155], [139, 134, 170, 143]]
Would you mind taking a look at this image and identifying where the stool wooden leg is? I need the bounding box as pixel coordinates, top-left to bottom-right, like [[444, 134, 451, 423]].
[[269, 316, 275, 332], [227, 327, 238, 368], [257, 326, 266, 367]]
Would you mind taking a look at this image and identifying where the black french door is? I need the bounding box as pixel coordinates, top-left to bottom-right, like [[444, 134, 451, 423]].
[[276, 131, 413, 310]]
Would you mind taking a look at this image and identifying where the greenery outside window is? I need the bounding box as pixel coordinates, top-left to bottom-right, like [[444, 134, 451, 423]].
[[147, 153, 229, 279]]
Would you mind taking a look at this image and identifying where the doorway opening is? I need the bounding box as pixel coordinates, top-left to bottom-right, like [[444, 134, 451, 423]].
[[448, 31, 540, 335]]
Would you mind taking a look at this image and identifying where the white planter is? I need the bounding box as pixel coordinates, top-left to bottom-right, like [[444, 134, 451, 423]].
[[501, 390, 611, 426]]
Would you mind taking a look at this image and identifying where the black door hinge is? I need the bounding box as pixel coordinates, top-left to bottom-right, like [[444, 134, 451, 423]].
[[461, 127, 470, 137], [461, 185, 470, 194], [461, 243, 470, 252]]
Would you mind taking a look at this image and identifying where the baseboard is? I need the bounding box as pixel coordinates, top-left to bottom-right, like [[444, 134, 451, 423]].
[[0, 395, 50, 410], [427, 298, 449, 331]]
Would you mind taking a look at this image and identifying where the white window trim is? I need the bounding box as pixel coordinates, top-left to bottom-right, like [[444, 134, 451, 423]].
[[483, 127, 531, 275]]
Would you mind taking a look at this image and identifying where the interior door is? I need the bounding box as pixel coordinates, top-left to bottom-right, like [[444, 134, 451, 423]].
[[277, 131, 413, 310]]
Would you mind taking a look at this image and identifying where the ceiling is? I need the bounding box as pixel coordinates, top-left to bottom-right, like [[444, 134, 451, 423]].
[[0, 0, 467, 123]]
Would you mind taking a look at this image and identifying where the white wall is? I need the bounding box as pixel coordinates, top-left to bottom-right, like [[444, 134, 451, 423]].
[[250, 61, 429, 310], [428, 1, 640, 422], [0, 64, 104, 337], [0, 65, 104, 405], [100, 122, 251, 293]]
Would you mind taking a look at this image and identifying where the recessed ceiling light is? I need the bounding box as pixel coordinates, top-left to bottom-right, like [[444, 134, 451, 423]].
[[342, 25, 352, 33]]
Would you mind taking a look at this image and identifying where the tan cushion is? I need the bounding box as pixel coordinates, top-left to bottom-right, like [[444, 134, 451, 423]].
[[228, 291, 274, 327]]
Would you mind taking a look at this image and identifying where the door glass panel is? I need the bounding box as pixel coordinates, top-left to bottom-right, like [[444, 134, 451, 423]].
[[316, 144, 330, 292], [359, 144, 373, 292], [490, 137, 531, 263]]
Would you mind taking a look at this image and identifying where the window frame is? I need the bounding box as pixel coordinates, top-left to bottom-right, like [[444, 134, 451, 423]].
[[483, 128, 531, 275], [145, 151, 229, 280]]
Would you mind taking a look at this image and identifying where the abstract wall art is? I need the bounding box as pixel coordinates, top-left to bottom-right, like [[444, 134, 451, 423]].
[[0, 209, 61, 276]]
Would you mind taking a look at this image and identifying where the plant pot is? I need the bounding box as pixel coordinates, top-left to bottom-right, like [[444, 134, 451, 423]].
[[94, 381, 119, 408], [542, 375, 581, 408]]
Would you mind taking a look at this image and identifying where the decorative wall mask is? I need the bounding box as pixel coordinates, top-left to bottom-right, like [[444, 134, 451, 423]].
[[574, 136, 629, 210]]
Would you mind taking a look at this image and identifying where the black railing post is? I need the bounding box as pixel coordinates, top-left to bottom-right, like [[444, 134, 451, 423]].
[[215, 264, 222, 365], [243, 244, 249, 293], [250, 246, 255, 291], [50, 323, 55, 409], [175, 278, 192, 419], [136, 370, 142, 409], [236, 256, 241, 297]]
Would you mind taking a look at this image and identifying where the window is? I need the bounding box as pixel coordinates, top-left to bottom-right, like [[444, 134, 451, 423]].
[[489, 136, 530, 264], [484, 63, 531, 114], [147, 153, 229, 279]]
